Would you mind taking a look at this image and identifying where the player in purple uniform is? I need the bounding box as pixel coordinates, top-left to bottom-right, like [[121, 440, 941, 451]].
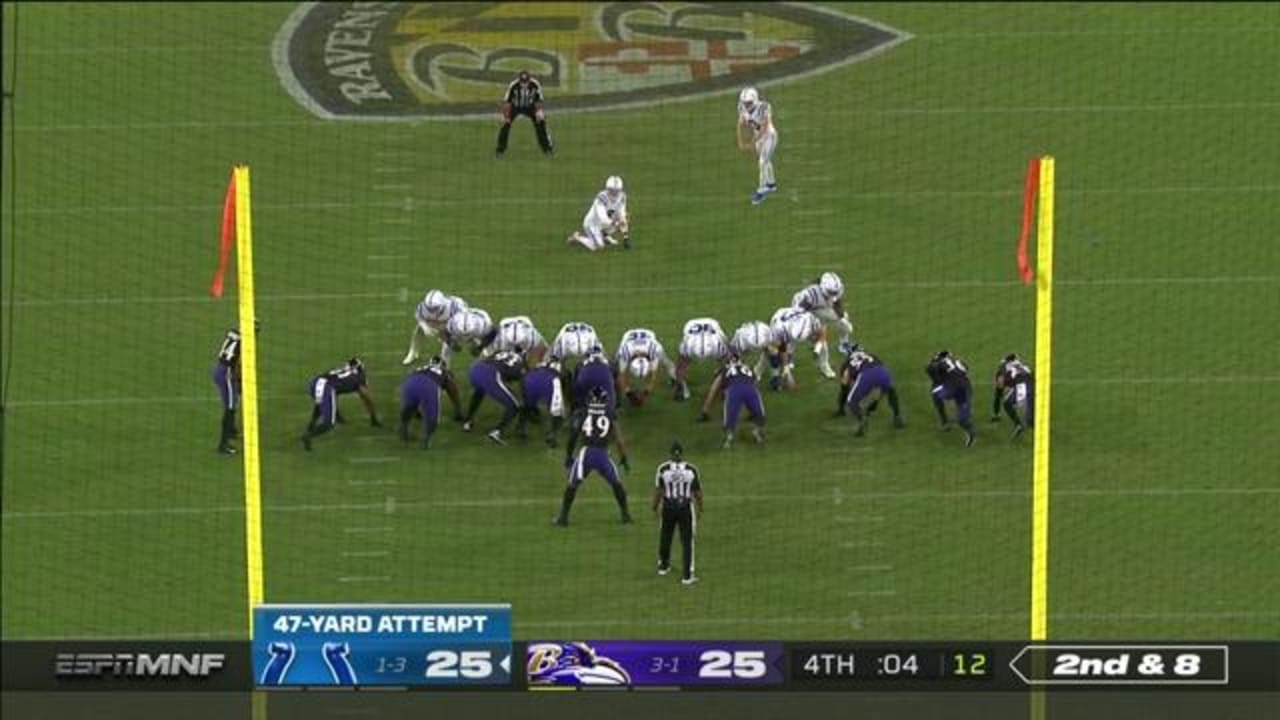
[[518, 357, 567, 447], [398, 356, 464, 449], [839, 343, 905, 437], [212, 327, 243, 454], [697, 355, 765, 449], [926, 350, 976, 447], [991, 353, 1035, 439], [302, 358, 381, 451], [461, 350, 526, 445], [572, 347, 617, 416], [553, 386, 633, 527]]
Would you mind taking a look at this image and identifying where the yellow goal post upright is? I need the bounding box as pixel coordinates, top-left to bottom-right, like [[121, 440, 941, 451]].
[[233, 164, 266, 635], [1030, 155, 1056, 719]]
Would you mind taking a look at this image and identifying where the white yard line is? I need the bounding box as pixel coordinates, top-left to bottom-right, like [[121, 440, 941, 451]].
[[6, 487, 1277, 521], [6, 276, 1277, 309]]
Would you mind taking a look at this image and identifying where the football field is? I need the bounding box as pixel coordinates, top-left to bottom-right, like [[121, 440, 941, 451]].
[[2, 2, 1278, 643]]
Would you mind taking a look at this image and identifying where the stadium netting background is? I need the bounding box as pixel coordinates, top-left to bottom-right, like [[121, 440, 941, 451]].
[[2, 2, 1277, 642]]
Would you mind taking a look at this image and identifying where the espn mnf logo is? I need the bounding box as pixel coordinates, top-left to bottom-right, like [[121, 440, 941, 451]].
[[272, 1, 911, 120], [55, 652, 226, 678]]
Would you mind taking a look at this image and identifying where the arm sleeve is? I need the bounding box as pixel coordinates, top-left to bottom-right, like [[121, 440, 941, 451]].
[[654, 462, 665, 489]]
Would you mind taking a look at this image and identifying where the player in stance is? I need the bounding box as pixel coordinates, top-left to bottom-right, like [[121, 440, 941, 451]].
[[212, 319, 258, 454], [615, 327, 677, 407], [402, 289, 468, 365], [550, 321, 601, 363], [793, 271, 854, 347], [554, 386, 633, 527], [729, 320, 774, 378], [495, 70, 553, 158], [736, 86, 778, 205], [461, 349, 526, 445], [398, 356, 464, 449], [697, 354, 766, 449], [926, 350, 976, 447], [518, 356, 567, 447], [302, 358, 382, 451], [991, 353, 1035, 439], [441, 307, 494, 363], [568, 175, 631, 252], [839, 343, 905, 436], [481, 315, 548, 365], [768, 305, 837, 386], [675, 317, 728, 401], [573, 346, 618, 415]]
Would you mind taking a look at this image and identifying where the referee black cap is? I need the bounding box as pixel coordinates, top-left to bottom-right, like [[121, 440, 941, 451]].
[[518, 69, 531, 83], [669, 440, 684, 458]]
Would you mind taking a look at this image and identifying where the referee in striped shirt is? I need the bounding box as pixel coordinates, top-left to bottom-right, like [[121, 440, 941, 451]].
[[652, 441, 702, 586]]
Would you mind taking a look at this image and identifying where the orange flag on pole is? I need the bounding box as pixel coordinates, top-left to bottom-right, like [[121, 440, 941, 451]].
[[210, 170, 237, 298], [1017, 157, 1040, 285]]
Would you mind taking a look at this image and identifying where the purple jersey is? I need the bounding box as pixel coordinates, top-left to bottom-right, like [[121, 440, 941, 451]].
[[325, 364, 367, 395], [574, 358, 616, 413], [212, 363, 237, 410], [524, 366, 559, 408], [470, 358, 522, 410], [401, 368, 444, 423], [721, 363, 765, 432]]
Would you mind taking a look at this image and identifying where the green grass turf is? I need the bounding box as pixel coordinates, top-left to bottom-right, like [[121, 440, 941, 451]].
[[2, 2, 1278, 641]]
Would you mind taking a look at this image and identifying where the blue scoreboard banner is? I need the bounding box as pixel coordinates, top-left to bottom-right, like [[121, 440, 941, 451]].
[[252, 604, 512, 687]]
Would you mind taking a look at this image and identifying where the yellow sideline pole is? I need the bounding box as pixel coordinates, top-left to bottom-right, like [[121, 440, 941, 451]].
[[234, 164, 265, 634], [1030, 155, 1056, 720]]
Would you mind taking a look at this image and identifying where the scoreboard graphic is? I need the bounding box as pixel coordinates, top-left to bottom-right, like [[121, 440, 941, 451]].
[[252, 604, 511, 687], [526, 641, 786, 687]]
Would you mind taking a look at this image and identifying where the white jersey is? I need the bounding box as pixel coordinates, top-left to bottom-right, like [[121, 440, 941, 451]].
[[792, 283, 840, 314], [589, 189, 628, 227], [770, 306, 818, 346], [615, 328, 668, 366], [730, 321, 775, 354], [416, 291, 468, 327], [738, 99, 774, 141], [445, 308, 493, 343], [492, 315, 546, 355], [551, 322, 600, 360], [679, 317, 728, 361]]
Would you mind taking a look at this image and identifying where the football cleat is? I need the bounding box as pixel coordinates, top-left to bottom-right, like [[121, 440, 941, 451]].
[[751, 191, 766, 205], [1011, 424, 1026, 440], [681, 576, 700, 586], [893, 416, 906, 430], [462, 421, 473, 432], [764, 183, 778, 194], [751, 427, 765, 445], [217, 444, 237, 455], [301, 436, 312, 452], [964, 430, 976, 448], [657, 564, 671, 576], [487, 429, 506, 446], [552, 515, 568, 527]]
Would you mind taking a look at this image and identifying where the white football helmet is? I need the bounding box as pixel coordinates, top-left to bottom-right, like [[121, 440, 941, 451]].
[[819, 271, 844, 300], [423, 289, 449, 318], [628, 357, 652, 380], [605, 175, 623, 193], [739, 86, 759, 107]]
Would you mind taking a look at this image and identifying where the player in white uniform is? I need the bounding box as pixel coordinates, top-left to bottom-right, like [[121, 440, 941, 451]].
[[615, 327, 677, 405], [550, 322, 601, 361], [769, 306, 835, 387], [674, 317, 728, 401], [483, 315, 548, 364], [402, 289, 469, 365], [729, 320, 775, 378], [441, 307, 494, 363], [568, 175, 631, 252], [736, 87, 778, 205], [791, 271, 853, 373]]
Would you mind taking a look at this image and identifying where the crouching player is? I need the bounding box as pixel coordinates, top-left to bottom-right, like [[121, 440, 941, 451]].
[[442, 307, 494, 363], [768, 305, 835, 388], [926, 350, 976, 447], [992, 353, 1035, 439], [461, 350, 526, 445], [615, 327, 676, 408], [398, 356, 464, 449], [302, 358, 381, 451], [793, 271, 854, 346], [729, 320, 773, 378], [840, 344, 904, 436], [573, 346, 617, 415], [697, 355, 765, 449], [482, 315, 548, 364], [568, 175, 630, 251], [403, 289, 468, 365], [553, 386, 633, 527], [519, 356, 567, 447], [675, 317, 728, 401]]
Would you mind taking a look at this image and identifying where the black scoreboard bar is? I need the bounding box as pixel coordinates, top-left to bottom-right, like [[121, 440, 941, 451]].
[[3, 641, 1277, 692]]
